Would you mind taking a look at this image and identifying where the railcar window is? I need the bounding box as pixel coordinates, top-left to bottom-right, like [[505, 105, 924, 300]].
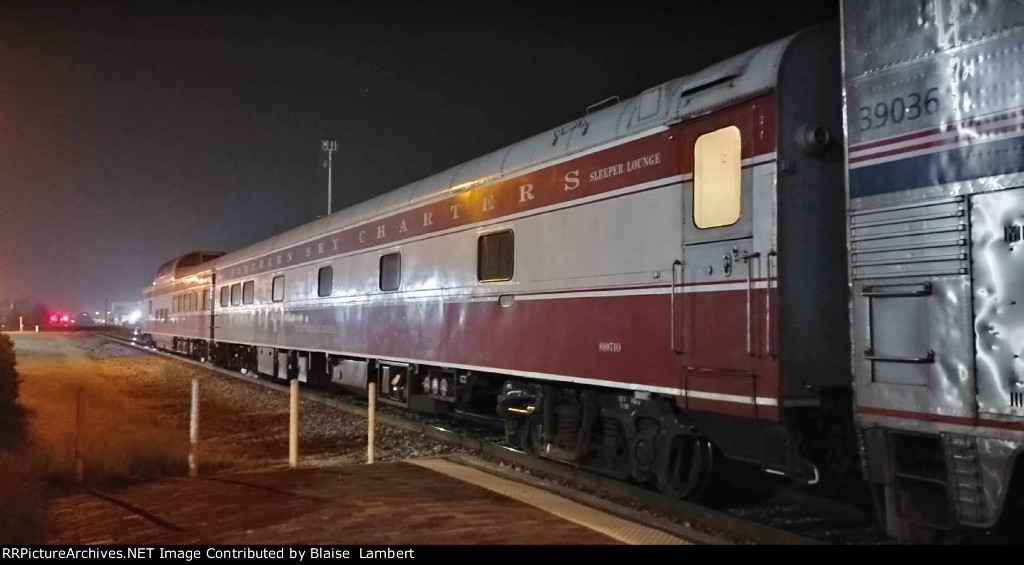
[[272, 276, 285, 302], [174, 295, 179, 313], [318, 266, 333, 297], [203, 290, 210, 311], [243, 281, 254, 305], [478, 230, 514, 282], [230, 283, 241, 306], [693, 125, 742, 229], [379, 253, 401, 292], [193, 292, 198, 311], [220, 286, 229, 308]]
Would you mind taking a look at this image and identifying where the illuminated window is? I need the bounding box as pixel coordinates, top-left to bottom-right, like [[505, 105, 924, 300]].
[[220, 286, 229, 308], [230, 283, 241, 306], [380, 253, 401, 292], [272, 276, 285, 302], [242, 281, 254, 305], [693, 125, 741, 229], [318, 266, 333, 297], [478, 230, 514, 282]]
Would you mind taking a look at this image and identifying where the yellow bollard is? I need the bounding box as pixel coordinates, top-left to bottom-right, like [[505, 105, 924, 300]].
[[189, 378, 200, 478], [367, 381, 376, 464], [289, 379, 299, 468]]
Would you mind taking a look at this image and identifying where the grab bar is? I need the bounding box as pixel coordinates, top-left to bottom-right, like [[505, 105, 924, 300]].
[[671, 260, 683, 354], [864, 348, 935, 364]]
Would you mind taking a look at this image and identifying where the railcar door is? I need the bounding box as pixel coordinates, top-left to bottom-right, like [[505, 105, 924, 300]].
[[971, 187, 1024, 420], [674, 112, 764, 419]]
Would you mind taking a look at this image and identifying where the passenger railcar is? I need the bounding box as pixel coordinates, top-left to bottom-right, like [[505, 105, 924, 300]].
[[842, 0, 1024, 539], [143, 25, 847, 500], [141, 2, 1024, 540]]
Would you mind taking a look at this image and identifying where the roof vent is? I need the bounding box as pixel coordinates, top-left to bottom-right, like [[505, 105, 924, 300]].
[[586, 95, 620, 115]]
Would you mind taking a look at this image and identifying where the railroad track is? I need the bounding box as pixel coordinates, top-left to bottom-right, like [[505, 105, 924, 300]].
[[91, 330, 884, 545]]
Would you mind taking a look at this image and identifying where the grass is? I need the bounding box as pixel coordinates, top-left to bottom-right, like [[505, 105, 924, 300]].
[[15, 337, 192, 485], [0, 333, 379, 543], [0, 334, 214, 542]]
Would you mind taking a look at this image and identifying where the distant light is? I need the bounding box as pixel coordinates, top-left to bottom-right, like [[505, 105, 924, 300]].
[[127, 310, 142, 324], [49, 314, 58, 323], [94, 311, 100, 316], [60, 315, 70, 323]]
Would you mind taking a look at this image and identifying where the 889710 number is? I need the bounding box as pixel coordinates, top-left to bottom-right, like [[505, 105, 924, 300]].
[[858, 87, 940, 132]]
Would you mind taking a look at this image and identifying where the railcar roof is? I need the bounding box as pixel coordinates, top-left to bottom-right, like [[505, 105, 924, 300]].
[[186, 32, 797, 277]]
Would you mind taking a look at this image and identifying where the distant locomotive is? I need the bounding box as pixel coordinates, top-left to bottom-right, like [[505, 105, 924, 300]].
[[140, 1, 1024, 540]]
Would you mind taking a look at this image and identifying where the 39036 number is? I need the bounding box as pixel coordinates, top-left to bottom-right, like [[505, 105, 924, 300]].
[[858, 87, 939, 132]]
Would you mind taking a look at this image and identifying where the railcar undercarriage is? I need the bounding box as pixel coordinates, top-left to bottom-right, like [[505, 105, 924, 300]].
[[150, 338, 864, 505]]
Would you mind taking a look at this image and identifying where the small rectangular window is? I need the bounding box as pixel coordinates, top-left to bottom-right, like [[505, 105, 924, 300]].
[[243, 281, 255, 305], [148, 300, 153, 314], [203, 290, 210, 311], [230, 283, 241, 306], [318, 266, 333, 297], [478, 230, 514, 282], [220, 286, 229, 307], [192, 292, 198, 311], [694, 125, 742, 229], [379, 253, 401, 291], [272, 276, 285, 302]]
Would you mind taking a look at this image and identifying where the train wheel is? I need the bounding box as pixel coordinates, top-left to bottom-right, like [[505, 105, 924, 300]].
[[517, 415, 543, 454], [655, 436, 716, 500]]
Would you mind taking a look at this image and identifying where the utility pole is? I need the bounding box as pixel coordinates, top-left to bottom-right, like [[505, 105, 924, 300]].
[[321, 140, 338, 216]]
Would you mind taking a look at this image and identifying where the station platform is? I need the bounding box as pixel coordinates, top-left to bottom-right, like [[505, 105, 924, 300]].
[[44, 458, 693, 545]]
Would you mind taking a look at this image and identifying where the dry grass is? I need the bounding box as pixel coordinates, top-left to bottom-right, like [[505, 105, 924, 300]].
[[0, 334, 218, 542], [0, 333, 441, 544], [14, 336, 192, 485]]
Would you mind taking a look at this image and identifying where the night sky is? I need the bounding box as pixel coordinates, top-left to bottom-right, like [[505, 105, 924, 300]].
[[0, 1, 838, 313]]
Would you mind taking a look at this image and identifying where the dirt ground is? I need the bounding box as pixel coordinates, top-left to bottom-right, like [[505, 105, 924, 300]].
[[0, 332, 455, 543]]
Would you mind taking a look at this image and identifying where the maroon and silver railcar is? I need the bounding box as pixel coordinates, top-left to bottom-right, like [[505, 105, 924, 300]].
[[142, 26, 847, 496]]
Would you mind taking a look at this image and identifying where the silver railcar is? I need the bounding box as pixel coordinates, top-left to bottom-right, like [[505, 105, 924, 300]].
[[843, 0, 1024, 539], [143, 26, 848, 502]]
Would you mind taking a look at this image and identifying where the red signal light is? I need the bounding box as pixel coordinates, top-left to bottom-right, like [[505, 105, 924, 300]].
[[49, 314, 59, 324], [60, 315, 70, 323]]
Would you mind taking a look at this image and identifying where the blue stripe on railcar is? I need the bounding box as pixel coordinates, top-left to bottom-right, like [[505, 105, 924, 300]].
[[849, 135, 1024, 199]]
